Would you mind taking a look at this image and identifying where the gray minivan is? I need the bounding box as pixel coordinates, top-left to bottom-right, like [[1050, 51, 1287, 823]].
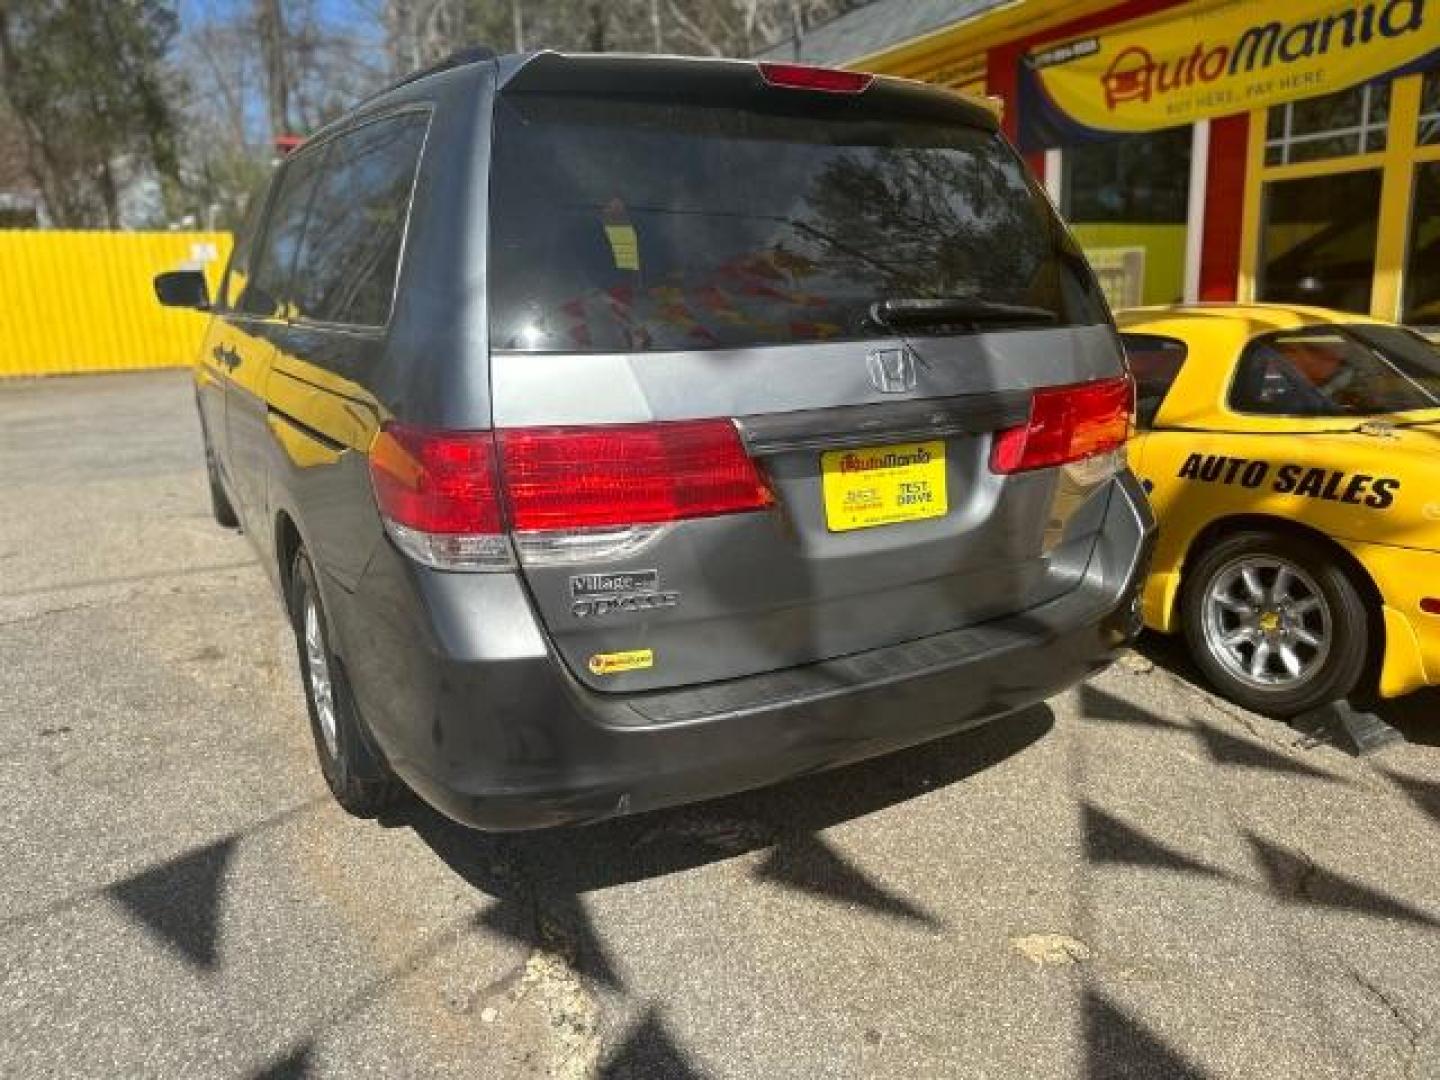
[[156, 49, 1154, 830]]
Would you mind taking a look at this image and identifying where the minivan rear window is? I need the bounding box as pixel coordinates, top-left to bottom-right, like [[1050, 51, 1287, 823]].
[[489, 93, 1108, 353]]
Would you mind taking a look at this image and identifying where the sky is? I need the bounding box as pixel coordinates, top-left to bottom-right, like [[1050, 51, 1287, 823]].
[[178, 0, 386, 46]]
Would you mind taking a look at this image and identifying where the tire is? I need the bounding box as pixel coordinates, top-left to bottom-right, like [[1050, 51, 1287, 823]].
[[202, 423, 239, 528], [289, 548, 399, 816], [1180, 530, 1370, 717]]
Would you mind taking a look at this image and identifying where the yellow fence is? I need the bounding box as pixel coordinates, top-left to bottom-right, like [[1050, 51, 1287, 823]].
[[0, 230, 231, 377]]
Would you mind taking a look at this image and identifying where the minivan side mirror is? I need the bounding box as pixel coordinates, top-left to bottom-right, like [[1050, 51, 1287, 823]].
[[154, 269, 211, 311]]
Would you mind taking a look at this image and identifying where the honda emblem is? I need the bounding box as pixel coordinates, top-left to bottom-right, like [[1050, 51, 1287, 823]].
[[866, 346, 916, 394]]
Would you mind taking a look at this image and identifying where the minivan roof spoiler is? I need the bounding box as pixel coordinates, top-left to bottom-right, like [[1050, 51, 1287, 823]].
[[496, 51, 999, 131], [353, 44, 499, 112]]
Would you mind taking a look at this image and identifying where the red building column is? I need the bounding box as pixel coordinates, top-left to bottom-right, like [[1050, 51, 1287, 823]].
[[1199, 114, 1249, 302]]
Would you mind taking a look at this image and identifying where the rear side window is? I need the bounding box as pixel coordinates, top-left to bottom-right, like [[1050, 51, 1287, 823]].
[[1120, 333, 1187, 428], [237, 147, 326, 318], [1230, 325, 1440, 416], [290, 112, 429, 327], [489, 94, 1108, 353]]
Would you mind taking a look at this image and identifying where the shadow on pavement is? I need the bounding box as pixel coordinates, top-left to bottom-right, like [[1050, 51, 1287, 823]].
[[389, 703, 1055, 909], [370, 705, 1055, 1073], [1084, 989, 1208, 1079], [1082, 802, 1232, 882], [1133, 630, 1440, 752], [1369, 690, 1440, 748], [1381, 769, 1440, 828], [1245, 832, 1440, 928], [597, 1007, 710, 1080], [107, 836, 237, 970]]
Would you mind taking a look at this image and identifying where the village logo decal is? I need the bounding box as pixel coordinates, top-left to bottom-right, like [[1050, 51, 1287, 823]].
[[569, 569, 679, 619]]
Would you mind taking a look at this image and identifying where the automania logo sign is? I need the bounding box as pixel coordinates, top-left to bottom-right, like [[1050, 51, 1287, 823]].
[[1099, 0, 1427, 110], [839, 447, 932, 473]]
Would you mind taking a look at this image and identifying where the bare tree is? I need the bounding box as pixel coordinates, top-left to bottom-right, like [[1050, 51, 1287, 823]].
[[377, 0, 869, 75], [255, 0, 290, 138]]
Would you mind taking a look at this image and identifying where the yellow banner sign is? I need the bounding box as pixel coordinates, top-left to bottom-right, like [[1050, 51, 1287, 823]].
[[1021, 0, 1439, 146]]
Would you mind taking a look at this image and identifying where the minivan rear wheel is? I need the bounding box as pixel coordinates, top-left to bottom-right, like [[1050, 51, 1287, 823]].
[[289, 549, 399, 816], [1180, 531, 1368, 717]]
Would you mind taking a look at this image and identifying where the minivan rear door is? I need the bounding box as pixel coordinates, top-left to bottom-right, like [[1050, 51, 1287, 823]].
[[486, 57, 1125, 693]]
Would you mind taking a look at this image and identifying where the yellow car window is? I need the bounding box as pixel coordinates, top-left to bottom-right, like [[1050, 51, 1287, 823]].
[[1230, 325, 1440, 417]]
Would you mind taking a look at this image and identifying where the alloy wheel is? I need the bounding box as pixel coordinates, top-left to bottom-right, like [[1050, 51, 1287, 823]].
[[1201, 555, 1332, 691], [303, 596, 340, 758]]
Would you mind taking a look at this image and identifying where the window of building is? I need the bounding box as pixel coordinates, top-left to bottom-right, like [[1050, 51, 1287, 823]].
[[235, 147, 327, 319], [1403, 161, 1440, 328], [1264, 81, 1390, 166], [290, 112, 429, 328], [1060, 126, 1192, 308], [1258, 169, 1382, 315], [1420, 69, 1440, 146], [1120, 332, 1187, 428]]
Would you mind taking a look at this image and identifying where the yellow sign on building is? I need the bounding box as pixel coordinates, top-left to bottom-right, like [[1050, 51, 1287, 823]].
[[1024, 0, 1438, 142]]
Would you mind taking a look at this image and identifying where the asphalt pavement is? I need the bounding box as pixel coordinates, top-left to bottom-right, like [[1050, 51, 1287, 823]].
[[2, 370, 1438, 1079]]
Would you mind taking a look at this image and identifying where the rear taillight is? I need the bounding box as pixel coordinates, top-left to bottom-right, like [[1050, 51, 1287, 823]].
[[369, 419, 771, 570], [758, 62, 873, 94], [498, 420, 771, 532], [368, 424, 513, 570], [990, 376, 1133, 474]]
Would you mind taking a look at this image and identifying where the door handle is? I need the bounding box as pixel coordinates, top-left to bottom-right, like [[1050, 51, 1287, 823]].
[[212, 344, 242, 372]]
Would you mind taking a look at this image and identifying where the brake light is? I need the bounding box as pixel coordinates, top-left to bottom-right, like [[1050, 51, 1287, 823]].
[[368, 424, 512, 570], [370, 419, 772, 569], [498, 420, 772, 532], [758, 62, 873, 94], [990, 377, 1133, 474]]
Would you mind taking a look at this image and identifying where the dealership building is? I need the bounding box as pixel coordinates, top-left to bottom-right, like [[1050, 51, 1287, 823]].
[[763, 0, 1440, 327]]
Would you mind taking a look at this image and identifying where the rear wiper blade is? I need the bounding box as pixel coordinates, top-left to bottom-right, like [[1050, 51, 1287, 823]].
[[869, 297, 1057, 329]]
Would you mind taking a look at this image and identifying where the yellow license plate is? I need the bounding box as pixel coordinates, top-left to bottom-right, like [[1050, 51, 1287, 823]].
[[821, 440, 948, 531]]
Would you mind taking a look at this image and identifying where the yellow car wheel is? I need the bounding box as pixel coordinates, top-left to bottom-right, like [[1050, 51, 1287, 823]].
[[1180, 531, 1369, 717]]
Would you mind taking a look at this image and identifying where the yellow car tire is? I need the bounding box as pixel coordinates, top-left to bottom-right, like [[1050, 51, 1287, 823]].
[[1180, 530, 1370, 717]]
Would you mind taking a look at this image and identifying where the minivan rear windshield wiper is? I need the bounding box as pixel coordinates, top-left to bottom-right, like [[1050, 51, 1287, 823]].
[[869, 297, 1058, 330]]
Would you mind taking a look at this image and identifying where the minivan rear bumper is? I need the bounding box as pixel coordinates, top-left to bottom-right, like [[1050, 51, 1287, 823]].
[[337, 472, 1153, 831]]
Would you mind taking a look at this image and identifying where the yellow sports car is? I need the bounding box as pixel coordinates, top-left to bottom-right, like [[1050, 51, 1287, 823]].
[[1117, 303, 1440, 716]]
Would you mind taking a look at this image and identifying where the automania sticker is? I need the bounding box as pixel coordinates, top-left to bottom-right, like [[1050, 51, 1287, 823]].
[[1176, 453, 1400, 509], [837, 446, 934, 473], [588, 649, 654, 675]]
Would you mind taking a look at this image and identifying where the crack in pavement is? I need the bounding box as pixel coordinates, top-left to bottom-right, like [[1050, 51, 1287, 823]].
[[0, 560, 253, 601], [1339, 962, 1427, 1079], [0, 572, 263, 629], [0, 598, 110, 628]]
